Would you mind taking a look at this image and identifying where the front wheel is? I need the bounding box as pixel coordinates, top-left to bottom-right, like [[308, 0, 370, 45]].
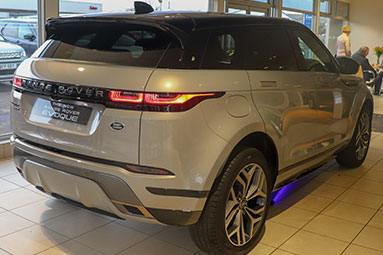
[[336, 105, 372, 168], [189, 148, 272, 255]]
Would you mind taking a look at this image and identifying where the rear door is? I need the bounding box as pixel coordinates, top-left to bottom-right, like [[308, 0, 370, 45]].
[[246, 25, 321, 170], [289, 28, 354, 151]]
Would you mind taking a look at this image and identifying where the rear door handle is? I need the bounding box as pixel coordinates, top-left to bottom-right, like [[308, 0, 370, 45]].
[[260, 81, 277, 88]]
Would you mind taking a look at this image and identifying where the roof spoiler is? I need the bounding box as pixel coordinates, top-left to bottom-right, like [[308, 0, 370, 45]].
[[134, 1, 154, 15]]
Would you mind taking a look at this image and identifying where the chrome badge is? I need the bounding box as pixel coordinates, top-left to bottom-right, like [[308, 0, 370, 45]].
[[110, 122, 125, 131]]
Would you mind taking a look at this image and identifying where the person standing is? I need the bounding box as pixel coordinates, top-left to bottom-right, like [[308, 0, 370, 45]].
[[336, 25, 351, 57]]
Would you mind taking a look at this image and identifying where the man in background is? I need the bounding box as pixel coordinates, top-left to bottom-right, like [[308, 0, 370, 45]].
[[336, 25, 351, 57], [352, 46, 383, 95]]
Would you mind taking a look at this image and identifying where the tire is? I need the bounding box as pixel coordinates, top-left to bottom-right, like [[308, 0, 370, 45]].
[[336, 105, 372, 168], [189, 148, 272, 255]]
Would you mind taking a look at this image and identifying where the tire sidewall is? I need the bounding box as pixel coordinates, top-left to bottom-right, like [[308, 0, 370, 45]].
[[214, 148, 273, 255]]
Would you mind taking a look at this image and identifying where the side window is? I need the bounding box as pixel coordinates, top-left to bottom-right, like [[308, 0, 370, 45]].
[[201, 31, 245, 69], [292, 30, 337, 72], [245, 28, 298, 71], [18, 24, 32, 39], [2, 23, 18, 38]]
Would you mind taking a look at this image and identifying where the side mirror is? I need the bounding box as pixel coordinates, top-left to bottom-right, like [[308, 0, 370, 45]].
[[24, 33, 36, 41], [336, 57, 360, 75]]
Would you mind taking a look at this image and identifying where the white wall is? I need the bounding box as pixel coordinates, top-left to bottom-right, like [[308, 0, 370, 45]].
[[349, 0, 383, 65]]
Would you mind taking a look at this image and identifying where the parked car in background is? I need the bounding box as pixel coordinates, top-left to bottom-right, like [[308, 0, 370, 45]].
[[0, 19, 37, 57], [0, 34, 26, 82], [10, 12, 372, 255]]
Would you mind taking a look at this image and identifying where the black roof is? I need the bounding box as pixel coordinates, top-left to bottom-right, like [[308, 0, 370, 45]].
[[55, 12, 304, 33]]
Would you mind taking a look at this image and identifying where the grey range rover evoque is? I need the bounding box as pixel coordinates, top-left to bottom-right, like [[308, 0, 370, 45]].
[[10, 9, 372, 255]]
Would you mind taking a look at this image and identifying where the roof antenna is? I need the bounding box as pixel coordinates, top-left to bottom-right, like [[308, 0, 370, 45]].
[[134, 1, 154, 14]]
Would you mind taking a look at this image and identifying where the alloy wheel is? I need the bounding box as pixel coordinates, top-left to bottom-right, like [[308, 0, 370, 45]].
[[225, 163, 267, 246], [355, 112, 370, 160]]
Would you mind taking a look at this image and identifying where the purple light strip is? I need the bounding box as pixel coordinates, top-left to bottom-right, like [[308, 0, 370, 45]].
[[272, 185, 290, 203]]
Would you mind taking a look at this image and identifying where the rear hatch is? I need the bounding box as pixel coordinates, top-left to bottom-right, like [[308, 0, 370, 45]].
[[11, 18, 176, 164]]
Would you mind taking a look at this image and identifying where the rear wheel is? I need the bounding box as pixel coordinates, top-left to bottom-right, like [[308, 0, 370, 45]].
[[336, 106, 372, 168], [189, 148, 272, 255]]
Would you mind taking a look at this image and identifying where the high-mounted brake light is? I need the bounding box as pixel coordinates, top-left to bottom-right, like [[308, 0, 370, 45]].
[[144, 93, 216, 105], [13, 76, 22, 87], [109, 91, 144, 103]]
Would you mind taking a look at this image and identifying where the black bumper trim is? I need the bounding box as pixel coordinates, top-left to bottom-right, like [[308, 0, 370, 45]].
[[146, 208, 202, 226], [146, 187, 209, 198]]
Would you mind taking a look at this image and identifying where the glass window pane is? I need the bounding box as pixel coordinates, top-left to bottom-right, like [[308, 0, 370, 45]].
[[0, 1, 38, 135], [337, 2, 349, 17], [251, 11, 266, 16], [228, 8, 247, 15], [252, 0, 268, 3], [43, 23, 172, 67], [202, 31, 245, 69], [245, 28, 298, 71], [282, 0, 314, 12], [292, 30, 336, 72], [320, 0, 331, 13], [282, 10, 313, 30]]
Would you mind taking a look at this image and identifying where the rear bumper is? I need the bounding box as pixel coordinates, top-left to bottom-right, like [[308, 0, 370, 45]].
[[12, 136, 203, 226]]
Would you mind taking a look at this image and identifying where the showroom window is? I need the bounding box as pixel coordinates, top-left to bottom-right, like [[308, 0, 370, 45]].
[[0, 0, 38, 136], [282, 0, 314, 12]]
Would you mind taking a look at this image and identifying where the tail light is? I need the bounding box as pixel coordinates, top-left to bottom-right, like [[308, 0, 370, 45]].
[[108, 91, 224, 112], [13, 76, 22, 87]]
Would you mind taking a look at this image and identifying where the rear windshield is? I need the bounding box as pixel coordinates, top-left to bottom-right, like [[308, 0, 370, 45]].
[[41, 22, 172, 67]]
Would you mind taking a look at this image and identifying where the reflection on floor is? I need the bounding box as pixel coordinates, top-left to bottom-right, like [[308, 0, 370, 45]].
[[0, 93, 383, 255]]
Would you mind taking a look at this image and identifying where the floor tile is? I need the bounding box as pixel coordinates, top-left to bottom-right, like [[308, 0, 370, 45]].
[[369, 211, 383, 229], [288, 194, 333, 213], [303, 214, 364, 242], [0, 178, 19, 194], [343, 244, 383, 255], [0, 188, 45, 210], [42, 209, 111, 238], [248, 243, 276, 255], [269, 206, 317, 228], [119, 237, 193, 255], [37, 240, 105, 255], [334, 164, 372, 178], [280, 230, 348, 255], [362, 170, 383, 183], [337, 189, 383, 210], [2, 173, 31, 187], [314, 172, 358, 188], [116, 219, 168, 236], [304, 182, 346, 199], [259, 221, 297, 247], [0, 225, 68, 255], [75, 222, 148, 255], [154, 226, 199, 252], [353, 226, 383, 251], [271, 250, 296, 255], [12, 198, 78, 223], [351, 179, 383, 196], [0, 160, 16, 177], [323, 201, 376, 224], [0, 211, 35, 237]]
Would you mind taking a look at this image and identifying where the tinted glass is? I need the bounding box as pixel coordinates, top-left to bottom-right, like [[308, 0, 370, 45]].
[[42, 23, 172, 67], [245, 28, 298, 71], [292, 29, 336, 72], [2, 23, 18, 38], [201, 30, 245, 70]]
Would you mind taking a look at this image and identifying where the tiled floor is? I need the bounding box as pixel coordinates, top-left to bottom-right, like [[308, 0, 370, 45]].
[[1, 99, 383, 254]]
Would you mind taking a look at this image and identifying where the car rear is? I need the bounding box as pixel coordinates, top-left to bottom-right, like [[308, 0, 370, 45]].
[[10, 15, 230, 224]]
